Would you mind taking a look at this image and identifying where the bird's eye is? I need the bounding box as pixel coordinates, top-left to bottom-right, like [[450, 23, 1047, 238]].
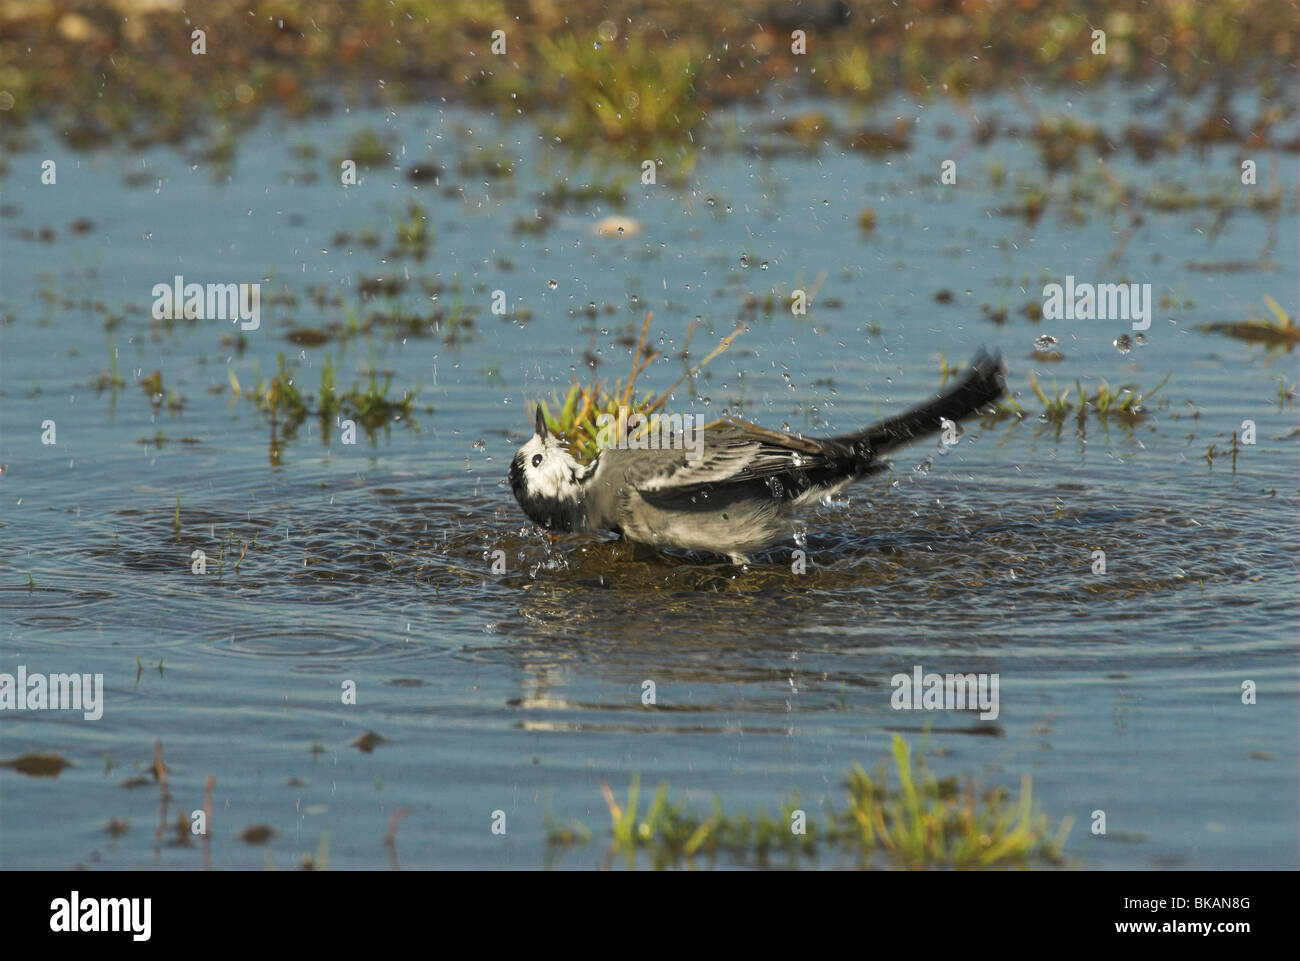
[[531, 454, 543, 468]]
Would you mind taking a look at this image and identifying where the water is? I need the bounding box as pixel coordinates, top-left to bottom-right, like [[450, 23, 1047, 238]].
[[2, 87, 1297, 869]]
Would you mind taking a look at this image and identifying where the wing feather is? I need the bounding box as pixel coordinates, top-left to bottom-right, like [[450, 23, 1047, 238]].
[[622, 421, 848, 497]]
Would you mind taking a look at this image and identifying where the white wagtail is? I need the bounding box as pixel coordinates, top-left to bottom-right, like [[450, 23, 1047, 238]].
[[510, 348, 1006, 564]]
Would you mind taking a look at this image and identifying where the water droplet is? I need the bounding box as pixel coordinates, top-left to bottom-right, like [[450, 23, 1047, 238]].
[[1135, 333, 1147, 346], [760, 261, 769, 270], [547, 279, 558, 290], [1113, 334, 1132, 354], [740, 254, 750, 268], [1034, 334, 1058, 352]]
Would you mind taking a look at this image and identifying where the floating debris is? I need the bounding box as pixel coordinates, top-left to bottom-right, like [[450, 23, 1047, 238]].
[[240, 824, 275, 844], [592, 215, 641, 238], [352, 731, 388, 753], [0, 752, 71, 778]]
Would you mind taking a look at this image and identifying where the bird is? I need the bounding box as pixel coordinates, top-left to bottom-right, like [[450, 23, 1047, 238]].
[[509, 348, 1006, 564]]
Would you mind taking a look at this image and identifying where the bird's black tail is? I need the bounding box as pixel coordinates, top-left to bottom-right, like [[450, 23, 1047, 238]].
[[835, 348, 1006, 457]]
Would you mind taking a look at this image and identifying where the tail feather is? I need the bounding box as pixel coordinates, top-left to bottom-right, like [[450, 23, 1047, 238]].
[[836, 348, 1006, 457]]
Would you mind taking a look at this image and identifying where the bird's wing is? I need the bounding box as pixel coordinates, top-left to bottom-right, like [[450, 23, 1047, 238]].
[[620, 421, 848, 497]]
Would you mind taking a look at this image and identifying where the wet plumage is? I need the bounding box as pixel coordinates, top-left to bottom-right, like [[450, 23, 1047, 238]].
[[510, 349, 1006, 563]]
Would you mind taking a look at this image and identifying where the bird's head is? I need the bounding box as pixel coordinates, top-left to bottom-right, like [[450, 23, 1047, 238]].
[[509, 405, 591, 530]]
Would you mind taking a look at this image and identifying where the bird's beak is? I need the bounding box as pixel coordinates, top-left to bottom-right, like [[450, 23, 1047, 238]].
[[534, 405, 548, 439]]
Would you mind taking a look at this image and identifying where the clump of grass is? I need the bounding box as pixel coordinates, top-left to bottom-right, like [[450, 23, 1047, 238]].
[[533, 33, 705, 154], [93, 344, 125, 392], [535, 312, 744, 464], [139, 369, 185, 412], [456, 143, 514, 179], [738, 270, 828, 318], [341, 129, 390, 169], [833, 735, 1071, 869], [391, 202, 431, 260], [228, 353, 419, 440], [140, 370, 162, 403], [431, 296, 476, 346], [1028, 372, 1074, 421], [548, 734, 1071, 870], [1029, 372, 1169, 423], [1205, 431, 1242, 473], [540, 175, 627, 210], [1200, 296, 1300, 346], [1143, 182, 1282, 213], [1086, 373, 1170, 421], [256, 353, 308, 427], [1031, 115, 1104, 173], [995, 180, 1049, 223], [340, 367, 420, 433], [213, 529, 258, 578]]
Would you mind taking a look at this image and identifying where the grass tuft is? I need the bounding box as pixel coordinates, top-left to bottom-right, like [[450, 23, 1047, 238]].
[[536, 312, 744, 464], [548, 734, 1071, 870], [1028, 372, 1169, 423], [1200, 296, 1299, 347]]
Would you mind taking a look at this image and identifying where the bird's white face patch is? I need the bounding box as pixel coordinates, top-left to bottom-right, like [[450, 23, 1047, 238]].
[[514, 434, 585, 502]]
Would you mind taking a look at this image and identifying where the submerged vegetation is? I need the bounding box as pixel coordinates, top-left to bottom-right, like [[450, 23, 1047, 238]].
[[1206, 431, 1244, 473], [228, 352, 421, 444], [941, 355, 1169, 427], [1199, 296, 1300, 347], [547, 734, 1072, 870]]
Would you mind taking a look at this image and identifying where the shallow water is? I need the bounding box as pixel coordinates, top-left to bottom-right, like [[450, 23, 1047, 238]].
[[2, 85, 1297, 868]]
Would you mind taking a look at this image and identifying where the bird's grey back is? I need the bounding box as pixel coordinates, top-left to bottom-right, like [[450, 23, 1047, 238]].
[[582, 421, 858, 531]]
